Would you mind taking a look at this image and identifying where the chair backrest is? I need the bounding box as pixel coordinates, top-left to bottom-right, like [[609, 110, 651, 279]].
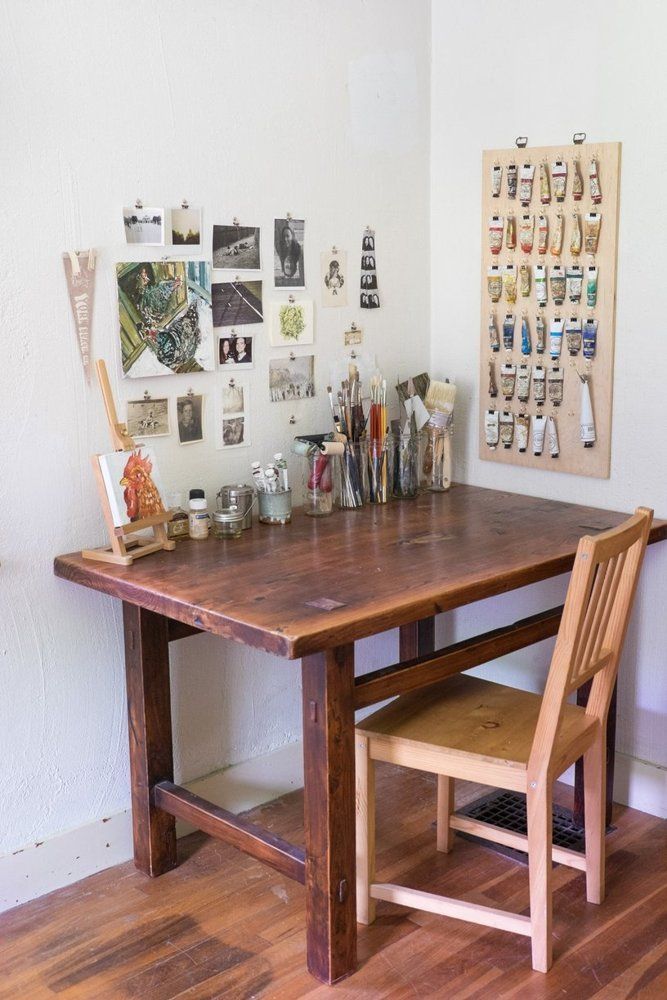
[[528, 507, 653, 781]]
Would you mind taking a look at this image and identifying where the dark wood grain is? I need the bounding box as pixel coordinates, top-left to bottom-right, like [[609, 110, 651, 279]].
[[54, 486, 667, 659], [153, 782, 305, 884], [301, 644, 356, 984], [123, 603, 177, 877], [399, 617, 435, 660]]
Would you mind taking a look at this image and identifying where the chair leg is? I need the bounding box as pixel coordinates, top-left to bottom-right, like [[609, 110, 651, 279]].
[[436, 775, 454, 853], [355, 734, 376, 925], [584, 734, 606, 904], [527, 782, 553, 973]]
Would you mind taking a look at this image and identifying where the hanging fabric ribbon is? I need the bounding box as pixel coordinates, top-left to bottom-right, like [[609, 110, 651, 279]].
[[62, 249, 97, 382]]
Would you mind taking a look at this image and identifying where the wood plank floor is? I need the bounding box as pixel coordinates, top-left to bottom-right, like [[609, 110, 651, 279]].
[[1, 767, 665, 999]]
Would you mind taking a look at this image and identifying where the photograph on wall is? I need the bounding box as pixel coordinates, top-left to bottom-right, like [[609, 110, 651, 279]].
[[123, 207, 165, 246], [269, 354, 315, 401], [126, 397, 170, 438], [215, 378, 249, 449], [321, 249, 347, 307], [218, 333, 254, 369], [117, 259, 214, 378], [213, 224, 261, 269], [98, 447, 167, 527], [344, 324, 363, 346], [269, 298, 314, 347], [170, 206, 201, 245], [274, 218, 305, 288], [176, 394, 204, 444], [213, 280, 263, 328]]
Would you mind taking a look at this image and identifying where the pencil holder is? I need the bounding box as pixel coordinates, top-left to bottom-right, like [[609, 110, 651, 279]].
[[302, 454, 334, 517], [258, 489, 292, 525], [367, 436, 392, 504], [421, 417, 451, 492], [336, 441, 368, 509], [391, 431, 420, 499]]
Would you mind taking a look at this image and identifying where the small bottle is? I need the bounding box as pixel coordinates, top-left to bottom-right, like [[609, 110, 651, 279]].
[[188, 489, 209, 540], [166, 492, 189, 539]]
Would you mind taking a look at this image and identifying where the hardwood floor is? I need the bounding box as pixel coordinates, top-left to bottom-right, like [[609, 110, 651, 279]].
[[1, 767, 665, 999]]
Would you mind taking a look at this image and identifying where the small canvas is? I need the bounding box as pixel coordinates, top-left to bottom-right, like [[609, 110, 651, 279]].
[[269, 299, 314, 347], [98, 447, 167, 527]]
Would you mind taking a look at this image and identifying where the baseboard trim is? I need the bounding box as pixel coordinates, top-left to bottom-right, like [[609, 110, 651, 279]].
[[560, 752, 666, 819]]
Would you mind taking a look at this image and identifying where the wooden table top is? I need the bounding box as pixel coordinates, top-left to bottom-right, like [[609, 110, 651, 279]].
[[53, 485, 666, 658]]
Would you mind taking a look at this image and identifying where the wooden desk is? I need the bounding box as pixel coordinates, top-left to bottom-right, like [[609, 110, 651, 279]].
[[54, 485, 666, 984]]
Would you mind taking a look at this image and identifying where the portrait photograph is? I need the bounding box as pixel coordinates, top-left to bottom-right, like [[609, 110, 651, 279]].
[[126, 397, 170, 438], [213, 280, 263, 328], [98, 447, 167, 527], [321, 249, 347, 307], [274, 218, 305, 288], [176, 394, 204, 445], [123, 207, 165, 246], [170, 206, 201, 245], [218, 334, 254, 369], [269, 355, 315, 402], [269, 298, 314, 347], [212, 224, 261, 270]]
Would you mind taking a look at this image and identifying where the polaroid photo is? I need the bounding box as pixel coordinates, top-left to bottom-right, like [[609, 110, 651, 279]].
[[215, 377, 250, 449], [344, 325, 363, 347], [269, 354, 315, 402], [321, 249, 347, 307], [213, 224, 261, 270], [170, 206, 201, 246], [218, 333, 254, 370], [269, 298, 314, 347], [98, 447, 167, 527], [126, 397, 170, 438], [123, 207, 165, 246], [274, 218, 305, 288], [213, 280, 263, 328], [176, 394, 204, 445]]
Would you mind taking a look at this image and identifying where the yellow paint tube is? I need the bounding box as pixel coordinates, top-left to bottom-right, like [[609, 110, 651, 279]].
[[585, 213, 601, 255], [547, 415, 560, 458], [550, 212, 564, 256]]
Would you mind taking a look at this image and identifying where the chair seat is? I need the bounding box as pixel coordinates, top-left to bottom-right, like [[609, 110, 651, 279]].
[[356, 674, 598, 780]]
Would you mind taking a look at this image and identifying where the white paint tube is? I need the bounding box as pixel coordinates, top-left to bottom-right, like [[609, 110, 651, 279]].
[[251, 462, 266, 492], [519, 163, 535, 205], [517, 364, 531, 402], [532, 366, 546, 406], [516, 413, 530, 453], [485, 409, 500, 449], [547, 415, 560, 458], [532, 414, 547, 456], [500, 411, 514, 450], [549, 317, 564, 360], [534, 264, 547, 306], [274, 452, 289, 491], [580, 376, 596, 447], [491, 163, 503, 197]]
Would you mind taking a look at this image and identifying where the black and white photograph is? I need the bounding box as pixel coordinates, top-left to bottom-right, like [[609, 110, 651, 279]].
[[176, 394, 204, 444], [321, 249, 347, 307], [126, 397, 170, 437], [170, 206, 201, 245], [221, 382, 244, 414], [213, 280, 263, 327], [222, 417, 245, 447], [215, 377, 250, 449], [123, 207, 165, 246], [274, 218, 305, 288], [219, 334, 254, 368], [213, 224, 261, 269], [344, 324, 363, 346], [269, 355, 315, 402]]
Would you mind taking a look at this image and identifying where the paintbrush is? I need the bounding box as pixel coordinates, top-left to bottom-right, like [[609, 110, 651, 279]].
[[423, 379, 457, 489]]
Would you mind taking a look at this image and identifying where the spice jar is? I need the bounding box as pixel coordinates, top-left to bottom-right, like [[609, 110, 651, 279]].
[[188, 491, 209, 540], [212, 505, 245, 539], [166, 492, 189, 539]]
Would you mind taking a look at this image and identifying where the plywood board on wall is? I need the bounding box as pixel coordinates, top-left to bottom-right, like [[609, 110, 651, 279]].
[[478, 141, 621, 478]]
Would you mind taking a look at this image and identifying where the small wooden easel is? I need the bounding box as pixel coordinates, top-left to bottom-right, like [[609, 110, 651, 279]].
[[82, 359, 175, 566]]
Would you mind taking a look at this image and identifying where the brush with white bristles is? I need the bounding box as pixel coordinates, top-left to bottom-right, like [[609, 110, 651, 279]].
[[423, 379, 457, 489]]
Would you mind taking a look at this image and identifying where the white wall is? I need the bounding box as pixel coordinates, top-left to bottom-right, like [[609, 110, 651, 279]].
[[430, 1, 667, 787], [0, 0, 431, 859]]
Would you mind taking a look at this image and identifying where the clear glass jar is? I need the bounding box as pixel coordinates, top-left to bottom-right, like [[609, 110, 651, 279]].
[[212, 505, 244, 539], [392, 432, 420, 499], [367, 437, 392, 504], [303, 453, 334, 517], [421, 415, 451, 492], [336, 441, 368, 509]]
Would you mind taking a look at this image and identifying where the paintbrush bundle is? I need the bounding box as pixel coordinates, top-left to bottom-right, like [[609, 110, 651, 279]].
[[422, 378, 457, 491], [367, 374, 389, 503], [327, 367, 368, 507]]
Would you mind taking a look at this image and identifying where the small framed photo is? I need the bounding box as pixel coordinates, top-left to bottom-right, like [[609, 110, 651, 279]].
[[269, 298, 314, 347], [126, 397, 170, 438], [170, 206, 201, 246], [274, 218, 305, 288], [98, 447, 167, 527], [213, 224, 261, 270], [123, 207, 165, 246], [213, 280, 263, 327], [215, 377, 250, 449], [218, 333, 254, 370], [321, 249, 347, 307], [269, 354, 315, 401], [176, 394, 204, 445]]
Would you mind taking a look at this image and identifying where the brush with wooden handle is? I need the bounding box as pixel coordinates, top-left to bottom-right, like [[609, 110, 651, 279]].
[[423, 379, 457, 491]]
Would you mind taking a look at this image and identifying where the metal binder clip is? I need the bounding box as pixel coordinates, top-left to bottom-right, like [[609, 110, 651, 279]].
[[228, 377, 235, 387], [573, 132, 586, 145], [135, 198, 143, 210], [233, 216, 240, 227], [143, 390, 151, 400], [181, 198, 189, 209], [289, 415, 296, 425], [515, 136, 528, 149]]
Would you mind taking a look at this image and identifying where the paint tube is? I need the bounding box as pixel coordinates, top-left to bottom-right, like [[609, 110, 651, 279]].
[[501, 363, 516, 400], [489, 312, 500, 351], [520, 315, 531, 355], [519, 163, 535, 205], [532, 366, 546, 405], [567, 265, 583, 304], [547, 415, 560, 458], [489, 216, 503, 255], [536, 313, 546, 354], [485, 409, 500, 449], [538, 214, 549, 254], [519, 214, 534, 253], [539, 162, 551, 204], [572, 158, 584, 201], [586, 266, 598, 308], [566, 316, 582, 355], [547, 366, 564, 407], [570, 213, 582, 256], [520, 262, 531, 297], [500, 411, 514, 449], [580, 375, 596, 447], [585, 213, 601, 255], [532, 414, 547, 455], [491, 163, 502, 198], [534, 264, 547, 306], [487, 265, 502, 302], [507, 163, 518, 199], [550, 212, 564, 256], [550, 265, 566, 306], [549, 317, 564, 360], [583, 317, 598, 359], [488, 358, 498, 397], [516, 413, 530, 453], [589, 158, 602, 203], [503, 264, 517, 303], [505, 215, 516, 250], [517, 364, 531, 402], [551, 160, 567, 202], [503, 313, 515, 350]]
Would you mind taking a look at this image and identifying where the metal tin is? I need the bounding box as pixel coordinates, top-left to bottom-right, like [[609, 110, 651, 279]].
[[212, 505, 245, 539], [258, 489, 292, 525], [217, 483, 254, 530]]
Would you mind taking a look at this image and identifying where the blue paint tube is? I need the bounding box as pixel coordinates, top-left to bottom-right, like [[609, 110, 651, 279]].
[[521, 315, 532, 355], [503, 313, 515, 350], [583, 318, 598, 359]]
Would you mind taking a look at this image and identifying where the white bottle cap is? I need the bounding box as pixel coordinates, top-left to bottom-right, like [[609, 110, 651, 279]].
[[274, 452, 283, 461], [189, 498, 207, 510]]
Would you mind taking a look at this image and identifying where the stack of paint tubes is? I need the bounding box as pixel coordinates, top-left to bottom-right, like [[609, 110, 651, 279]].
[[251, 454, 289, 494]]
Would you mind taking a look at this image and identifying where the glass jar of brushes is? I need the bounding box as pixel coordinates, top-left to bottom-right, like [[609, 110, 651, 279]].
[[367, 435, 392, 504], [421, 412, 451, 492], [335, 440, 368, 509], [391, 431, 420, 499]]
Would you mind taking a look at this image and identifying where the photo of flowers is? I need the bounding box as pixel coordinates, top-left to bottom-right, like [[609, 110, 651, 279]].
[[268, 298, 314, 347]]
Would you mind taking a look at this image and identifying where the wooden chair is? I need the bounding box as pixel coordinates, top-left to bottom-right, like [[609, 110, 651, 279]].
[[355, 508, 653, 972]]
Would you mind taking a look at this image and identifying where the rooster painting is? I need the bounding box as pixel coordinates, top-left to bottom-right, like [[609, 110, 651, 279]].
[[119, 450, 166, 522]]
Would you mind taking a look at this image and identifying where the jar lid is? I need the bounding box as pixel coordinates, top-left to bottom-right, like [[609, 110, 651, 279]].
[[213, 505, 244, 523], [190, 498, 207, 510], [219, 483, 254, 497], [189, 488, 205, 500]]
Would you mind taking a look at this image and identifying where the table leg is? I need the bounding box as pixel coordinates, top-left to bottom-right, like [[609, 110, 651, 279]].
[[574, 679, 617, 829], [301, 644, 356, 984], [399, 616, 436, 660], [123, 602, 177, 876]]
